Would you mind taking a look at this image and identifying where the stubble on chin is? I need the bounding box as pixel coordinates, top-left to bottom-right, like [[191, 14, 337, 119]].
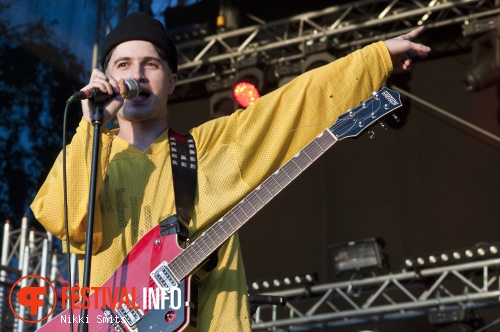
[[121, 104, 152, 121]]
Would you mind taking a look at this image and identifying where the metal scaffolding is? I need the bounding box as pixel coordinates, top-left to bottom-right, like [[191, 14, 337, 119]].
[[172, 0, 500, 87], [251, 257, 500, 331], [0, 217, 77, 332]]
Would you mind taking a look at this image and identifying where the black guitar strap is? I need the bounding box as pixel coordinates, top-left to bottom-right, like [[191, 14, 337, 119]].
[[167, 128, 220, 274], [168, 128, 197, 222], [167, 128, 199, 328]]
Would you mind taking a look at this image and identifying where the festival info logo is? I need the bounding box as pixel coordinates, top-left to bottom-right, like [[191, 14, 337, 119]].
[[9, 274, 184, 325], [9, 275, 57, 323]]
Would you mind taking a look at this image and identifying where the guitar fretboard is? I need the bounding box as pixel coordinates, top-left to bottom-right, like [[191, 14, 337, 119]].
[[169, 130, 338, 280]]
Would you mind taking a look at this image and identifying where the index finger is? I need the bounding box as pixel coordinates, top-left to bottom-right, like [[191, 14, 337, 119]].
[[405, 26, 426, 40]]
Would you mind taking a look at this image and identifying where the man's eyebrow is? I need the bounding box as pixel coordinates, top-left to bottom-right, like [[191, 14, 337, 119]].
[[142, 56, 164, 63], [113, 56, 163, 65], [113, 56, 131, 65]]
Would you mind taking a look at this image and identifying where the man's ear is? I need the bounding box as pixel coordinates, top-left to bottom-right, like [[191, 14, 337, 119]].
[[168, 73, 178, 94]]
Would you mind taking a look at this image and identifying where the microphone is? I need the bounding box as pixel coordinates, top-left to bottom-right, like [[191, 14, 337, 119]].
[[71, 78, 141, 104]]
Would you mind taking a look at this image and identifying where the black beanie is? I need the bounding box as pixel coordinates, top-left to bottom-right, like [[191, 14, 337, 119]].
[[100, 12, 178, 73]]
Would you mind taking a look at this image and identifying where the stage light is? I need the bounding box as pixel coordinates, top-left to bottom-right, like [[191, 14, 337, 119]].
[[232, 67, 264, 108], [272, 61, 302, 88], [429, 308, 483, 332], [275, 61, 302, 77], [328, 238, 388, 275], [209, 90, 238, 118], [205, 75, 234, 92], [463, 17, 500, 92], [233, 81, 260, 108], [462, 16, 498, 37], [249, 272, 318, 293], [304, 36, 329, 54], [403, 242, 500, 271], [465, 249, 474, 258], [167, 22, 210, 42], [464, 52, 500, 92]]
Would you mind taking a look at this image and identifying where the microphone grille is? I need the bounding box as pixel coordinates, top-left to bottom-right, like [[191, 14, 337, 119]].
[[124, 78, 141, 100]]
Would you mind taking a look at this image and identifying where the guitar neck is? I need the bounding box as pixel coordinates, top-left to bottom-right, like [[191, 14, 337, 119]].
[[169, 129, 338, 280], [167, 87, 401, 281]]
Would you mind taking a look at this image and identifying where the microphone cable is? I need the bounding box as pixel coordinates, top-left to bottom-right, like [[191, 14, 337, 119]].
[[62, 97, 75, 332]]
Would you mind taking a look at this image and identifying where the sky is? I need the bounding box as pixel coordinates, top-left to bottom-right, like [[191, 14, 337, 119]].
[[3, 0, 202, 74]]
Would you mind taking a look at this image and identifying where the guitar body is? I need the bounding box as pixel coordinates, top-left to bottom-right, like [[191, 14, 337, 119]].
[[37, 224, 193, 332]]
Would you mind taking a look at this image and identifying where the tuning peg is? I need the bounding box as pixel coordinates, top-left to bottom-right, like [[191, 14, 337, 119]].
[[378, 121, 387, 130], [392, 113, 400, 122], [368, 131, 376, 139]]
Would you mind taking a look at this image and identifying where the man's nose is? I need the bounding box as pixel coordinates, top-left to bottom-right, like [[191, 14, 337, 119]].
[[130, 64, 146, 81]]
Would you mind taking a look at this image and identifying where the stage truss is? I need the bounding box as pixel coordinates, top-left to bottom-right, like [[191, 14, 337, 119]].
[[251, 258, 500, 331], [173, 0, 500, 86]]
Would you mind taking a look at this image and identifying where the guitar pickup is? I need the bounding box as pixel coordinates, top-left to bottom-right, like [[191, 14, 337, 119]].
[[115, 294, 144, 330], [103, 309, 125, 332], [150, 261, 179, 291]]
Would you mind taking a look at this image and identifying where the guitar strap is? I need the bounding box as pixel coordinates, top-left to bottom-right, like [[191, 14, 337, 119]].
[[167, 128, 200, 328], [167, 128, 219, 273], [168, 128, 197, 221]]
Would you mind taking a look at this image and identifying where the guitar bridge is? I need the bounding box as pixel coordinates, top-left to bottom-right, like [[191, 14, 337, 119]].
[[115, 294, 144, 330], [150, 261, 179, 291]]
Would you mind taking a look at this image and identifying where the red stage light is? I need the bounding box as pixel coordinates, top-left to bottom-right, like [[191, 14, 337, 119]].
[[233, 82, 261, 108]]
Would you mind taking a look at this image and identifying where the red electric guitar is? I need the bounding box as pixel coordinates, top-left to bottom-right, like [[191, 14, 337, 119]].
[[36, 87, 401, 331]]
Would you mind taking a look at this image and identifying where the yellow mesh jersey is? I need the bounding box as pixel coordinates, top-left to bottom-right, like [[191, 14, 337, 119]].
[[31, 42, 392, 331]]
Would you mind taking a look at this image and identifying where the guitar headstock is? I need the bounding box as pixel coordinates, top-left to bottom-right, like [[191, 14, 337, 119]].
[[329, 87, 402, 140]]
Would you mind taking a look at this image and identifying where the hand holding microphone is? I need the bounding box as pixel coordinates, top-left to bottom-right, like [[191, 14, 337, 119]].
[[72, 77, 141, 104], [73, 69, 142, 125]]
